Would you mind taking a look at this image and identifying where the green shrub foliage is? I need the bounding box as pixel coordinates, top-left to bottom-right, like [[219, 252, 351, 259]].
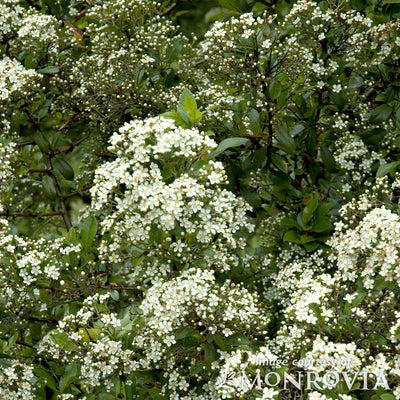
[[1, 0, 400, 399]]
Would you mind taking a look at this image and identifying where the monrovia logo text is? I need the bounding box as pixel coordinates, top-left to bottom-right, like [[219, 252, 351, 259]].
[[217, 370, 390, 391]]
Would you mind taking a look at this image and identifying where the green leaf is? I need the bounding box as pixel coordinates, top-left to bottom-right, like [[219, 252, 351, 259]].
[[269, 80, 281, 100], [59, 363, 79, 393], [160, 111, 190, 128], [177, 89, 202, 125], [110, 290, 119, 301], [312, 217, 332, 233], [380, 394, 396, 400], [366, 104, 392, 123], [206, 137, 249, 159], [275, 126, 296, 153], [304, 241, 320, 252], [219, 0, 242, 11], [42, 176, 56, 199], [7, 332, 18, 350], [166, 40, 183, 62], [87, 328, 101, 341], [300, 234, 315, 244], [241, 188, 261, 208], [175, 326, 197, 340], [98, 394, 115, 400], [302, 197, 319, 225], [34, 132, 50, 153], [214, 333, 227, 350], [34, 366, 57, 391], [320, 144, 336, 172], [80, 216, 98, 251], [53, 158, 74, 180], [204, 343, 216, 364], [38, 66, 59, 74], [283, 230, 300, 243], [376, 161, 400, 177]]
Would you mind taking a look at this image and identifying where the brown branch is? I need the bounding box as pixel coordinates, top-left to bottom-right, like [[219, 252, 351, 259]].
[[52, 134, 90, 156], [58, 42, 73, 53], [16, 141, 35, 149], [28, 168, 50, 174], [24, 0, 41, 11], [46, 155, 72, 230], [62, 183, 94, 199], [265, 107, 274, 167], [0, 210, 62, 217], [154, 1, 179, 16], [98, 285, 139, 292]]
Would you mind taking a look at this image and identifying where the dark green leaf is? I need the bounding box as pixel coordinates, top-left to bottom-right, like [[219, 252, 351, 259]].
[[80, 216, 98, 251], [376, 161, 400, 177], [53, 158, 74, 180], [206, 137, 249, 160], [283, 230, 300, 243], [38, 66, 59, 74], [366, 104, 392, 123], [204, 343, 216, 364], [34, 132, 50, 153], [59, 363, 79, 393], [312, 216, 332, 233], [42, 176, 56, 199]]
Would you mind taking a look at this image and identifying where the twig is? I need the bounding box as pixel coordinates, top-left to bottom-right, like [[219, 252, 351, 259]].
[[62, 183, 94, 199], [28, 168, 50, 174], [154, 1, 179, 16], [0, 210, 62, 217], [46, 155, 72, 230], [24, 0, 41, 11], [265, 108, 274, 167], [16, 141, 35, 148]]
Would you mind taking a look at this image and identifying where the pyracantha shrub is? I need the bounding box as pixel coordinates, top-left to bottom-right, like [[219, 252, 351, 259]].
[[2, 0, 400, 399], [91, 116, 254, 283]]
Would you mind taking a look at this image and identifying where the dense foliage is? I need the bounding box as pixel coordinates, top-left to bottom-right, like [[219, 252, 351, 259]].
[[1, 0, 400, 399]]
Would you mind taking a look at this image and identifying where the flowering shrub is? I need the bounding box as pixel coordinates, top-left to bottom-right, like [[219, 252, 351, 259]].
[[1, 0, 400, 399]]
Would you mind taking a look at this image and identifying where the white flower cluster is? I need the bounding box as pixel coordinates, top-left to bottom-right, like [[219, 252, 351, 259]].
[[17, 13, 59, 54], [0, 57, 41, 102], [0, 360, 35, 400], [91, 116, 254, 281], [80, 337, 136, 389], [138, 267, 268, 358], [60, 0, 189, 128], [0, 1, 59, 57], [0, 233, 81, 313], [135, 267, 268, 396], [303, 336, 364, 374], [216, 347, 279, 399], [0, 140, 16, 198], [38, 292, 138, 390], [334, 134, 383, 189]]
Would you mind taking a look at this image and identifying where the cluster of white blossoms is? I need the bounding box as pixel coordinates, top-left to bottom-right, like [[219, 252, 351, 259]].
[[91, 116, 254, 282], [38, 292, 138, 391], [0, 57, 41, 103], [132, 268, 268, 397], [0, 1, 60, 57], [60, 0, 190, 128], [16, 13, 60, 55], [333, 134, 383, 189], [0, 140, 16, 196], [137, 267, 269, 360], [215, 347, 280, 399], [0, 360, 35, 400], [0, 232, 81, 317], [331, 205, 400, 287], [0, 0, 28, 38], [303, 336, 364, 374]]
